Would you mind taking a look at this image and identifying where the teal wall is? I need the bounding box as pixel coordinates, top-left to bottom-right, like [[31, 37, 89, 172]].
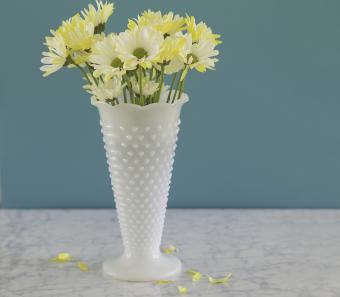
[[1, 0, 340, 208]]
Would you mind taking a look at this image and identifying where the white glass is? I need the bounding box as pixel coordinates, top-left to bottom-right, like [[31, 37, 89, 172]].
[[92, 95, 188, 281]]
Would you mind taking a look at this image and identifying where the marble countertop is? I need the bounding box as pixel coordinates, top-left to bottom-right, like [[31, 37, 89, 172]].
[[0, 209, 339, 297]]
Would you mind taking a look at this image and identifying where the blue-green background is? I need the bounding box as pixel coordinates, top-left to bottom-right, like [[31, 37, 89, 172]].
[[1, 0, 340, 208]]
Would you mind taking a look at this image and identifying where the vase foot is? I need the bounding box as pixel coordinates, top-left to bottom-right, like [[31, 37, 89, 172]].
[[102, 253, 182, 281]]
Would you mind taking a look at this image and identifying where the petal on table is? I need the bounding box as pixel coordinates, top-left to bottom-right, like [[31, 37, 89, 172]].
[[177, 286, 189, 294], [207, 273, 232, 284], [76, 261, 89, 272], [50, 252, 72, 263], [186, 269, 202, 282], [162, 245, 178, 254]]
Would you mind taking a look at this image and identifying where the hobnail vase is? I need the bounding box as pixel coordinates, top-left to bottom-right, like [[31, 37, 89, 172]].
[[92, 95, 188, 281]]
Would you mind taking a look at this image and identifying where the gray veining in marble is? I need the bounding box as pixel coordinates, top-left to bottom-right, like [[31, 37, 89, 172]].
[[0, 209, 340, 297]]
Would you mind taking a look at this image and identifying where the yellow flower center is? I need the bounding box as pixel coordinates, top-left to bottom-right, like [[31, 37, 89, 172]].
[[133, 47, 148, 59], [111, 57, 123, 68], [94, 23, 105, 34], [187, 53, 199, 64], [63, 55, 73, 67]]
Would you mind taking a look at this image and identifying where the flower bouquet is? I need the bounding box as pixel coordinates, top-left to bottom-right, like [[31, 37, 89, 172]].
[[41, 1, 221, 281]]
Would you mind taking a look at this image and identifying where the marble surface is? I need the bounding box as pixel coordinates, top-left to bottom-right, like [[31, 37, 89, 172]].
[[0, 209, 339, 297]]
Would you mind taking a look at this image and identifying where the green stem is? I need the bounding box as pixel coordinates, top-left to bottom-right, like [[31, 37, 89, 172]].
[[149, 67, 153, 80], [134, 70, 139, 81], [123, 86, 127, 103], [172, 68, 183, 103], [73, 62, 91, 85], [85, 62, 98, 86], [167, 72, 177, 103], [156, 65, 165, 103], [178, 65, 190, 100], [124, 75, 134, 104], [178, 79, 185, 99], [139, 66, 143, 106], [153, 69, 159, 89], [121, 75, 128, 103]]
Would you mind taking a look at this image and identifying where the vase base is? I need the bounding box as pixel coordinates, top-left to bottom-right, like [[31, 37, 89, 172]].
[[102, 253, 182, 282]]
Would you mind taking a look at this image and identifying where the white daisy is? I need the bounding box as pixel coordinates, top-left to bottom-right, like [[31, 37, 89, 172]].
[[116, 26, 164, 69], [89, 34, 125, 80], [130, 76, 159, 96], [163, 58, 184, 74], [84, 76, 124, 102], [40, 32, 69, 77]]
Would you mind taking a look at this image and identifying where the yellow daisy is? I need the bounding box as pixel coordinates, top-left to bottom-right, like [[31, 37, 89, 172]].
[[40, 32, 70, 77], [82, 0, 114, 34], [57, 14, 95, 51], [185, 15, 222, 45], [128, 10, 185, 36], [156, 34, 187, 74]]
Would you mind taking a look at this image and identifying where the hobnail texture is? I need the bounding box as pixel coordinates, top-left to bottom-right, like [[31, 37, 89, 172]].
[[93, 97, 188, 281]]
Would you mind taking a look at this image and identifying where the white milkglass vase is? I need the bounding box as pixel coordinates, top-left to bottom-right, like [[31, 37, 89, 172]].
[[92, 95, 188, 281]]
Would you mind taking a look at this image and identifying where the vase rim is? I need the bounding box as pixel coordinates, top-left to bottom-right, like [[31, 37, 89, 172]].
[[91, 93, 189, 111]]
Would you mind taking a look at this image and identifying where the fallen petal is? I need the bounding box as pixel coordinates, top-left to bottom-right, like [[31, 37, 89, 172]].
[[207, 273, 232, 284], [50, 252, 72, 263], [186, 269, 202, 282], [162, 245, 178, 254], [177, 285, 189, 294], [76, 261, 89, 272]]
